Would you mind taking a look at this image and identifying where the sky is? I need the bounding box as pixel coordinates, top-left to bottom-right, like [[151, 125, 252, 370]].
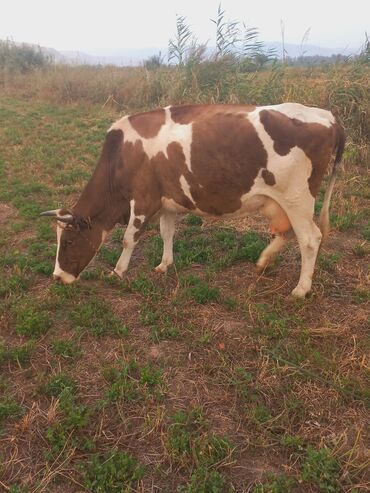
[[1, 0, 369, 54]]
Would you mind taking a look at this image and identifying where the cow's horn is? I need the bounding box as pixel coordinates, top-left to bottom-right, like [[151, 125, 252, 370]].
[[40, 210, 74, 223], [40, 210, 59, 217], [56, 214, 74, 223]]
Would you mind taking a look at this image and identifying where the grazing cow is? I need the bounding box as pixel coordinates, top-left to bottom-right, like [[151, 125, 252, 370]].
[[41, 103, 345, 297]]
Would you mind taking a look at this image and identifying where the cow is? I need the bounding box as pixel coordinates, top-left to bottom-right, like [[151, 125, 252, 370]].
[[40, 102, 345, 297]]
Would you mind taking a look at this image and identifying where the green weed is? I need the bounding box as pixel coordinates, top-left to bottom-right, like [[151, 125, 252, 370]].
[[81, 450, 145, 493], [179, 467, 227, 493], [253, 303, 294, 339], [301, 447, 340, 492], [45, 386, 90, 456], [318, 252, 341, 272], [252, 474, 296, 493], [182, 275, 220, 304], [184, 214, 203, 226], [51, 339, 82, 359], [0, 274, 29, 297], [103, 361, 163, 403], [69, 298, 128, 337], [280, 434, 305, 451], [130, 275, 160, 298], [0, 342, 33, 366], [352, 288, 370, 304], [42, 373, 78, 398], [168, 408, 232, 467], [249, 404, 272, 425], [8, 485, 29, 493], [15, 304, 52, 337], [0, 397, 23, 425], [140, 305, 179, 342]]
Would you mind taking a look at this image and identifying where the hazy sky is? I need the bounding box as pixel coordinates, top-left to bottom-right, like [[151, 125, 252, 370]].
[[1, 0, 369, 53]]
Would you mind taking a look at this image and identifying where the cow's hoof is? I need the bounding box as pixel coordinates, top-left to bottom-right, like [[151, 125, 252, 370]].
[[109, 269, 123, 279], [154, 264, 167, 274], [256, 262, 267, 273], [291, 285, 308, 298]]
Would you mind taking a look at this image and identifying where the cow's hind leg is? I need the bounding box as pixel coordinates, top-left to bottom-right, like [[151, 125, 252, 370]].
[[256, 234, 289, 272], [289, 215, 322, 298], [155, 211, 176, 273]]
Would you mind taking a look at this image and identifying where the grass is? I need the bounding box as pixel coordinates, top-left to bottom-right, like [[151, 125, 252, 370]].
[[15, 303, 52, 337], [0, 77, 368, 491], [0, 342, 34, 366], [102, 360, 164, 403], [69, 298, 129, 337], [81, 450, 145, 493], [0, 397, 24, 426]]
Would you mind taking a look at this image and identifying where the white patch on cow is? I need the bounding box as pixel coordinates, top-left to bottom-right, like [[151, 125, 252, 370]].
[[244, 108, 314, 215], [129, 199, 145, 225], [179, 175, 195, 204], [113, 200, 145, 276], [53, 223, 77, 284], [110, 107, 193, 171], [257, 102, 335, 128]]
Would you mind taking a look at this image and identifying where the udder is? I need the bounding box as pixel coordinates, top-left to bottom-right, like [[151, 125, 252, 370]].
[[260, 198, 291, 235]]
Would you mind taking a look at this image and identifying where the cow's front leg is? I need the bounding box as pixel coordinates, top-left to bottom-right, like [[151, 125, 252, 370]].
[[155, 211, 176, 273], [113, 205, 146, 277]]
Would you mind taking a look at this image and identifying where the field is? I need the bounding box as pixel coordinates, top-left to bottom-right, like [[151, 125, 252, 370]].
[[0, 64, 369, 493]]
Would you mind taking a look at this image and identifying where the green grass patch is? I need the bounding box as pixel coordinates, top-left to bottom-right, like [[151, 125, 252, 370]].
[[44, 383, 90, 456], [69, 298, 129, 337], [179, 467, 227, 493], [181, 275, 220, 304], [42, 373, 78, 398], [15, 303, 52, 337], [301, 447, 340, 492], [0, 342, 34, 366], [0, 273, 29, 297], [252, 473, 296, 493], [139, 305, 179, 342], [103, 360, 163, 403], [0, 397, 24, 426], [145, 227, 267, 270], [168, 408, 232, 467], [81, 450, 144, 493], [51, 339, 82, 359]]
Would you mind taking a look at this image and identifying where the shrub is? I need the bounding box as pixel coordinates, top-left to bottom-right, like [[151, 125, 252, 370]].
[[0, 39, 51, 73]]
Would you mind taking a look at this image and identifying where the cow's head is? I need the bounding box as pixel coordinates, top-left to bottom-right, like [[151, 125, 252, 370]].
[[40, 209, 106, 284]]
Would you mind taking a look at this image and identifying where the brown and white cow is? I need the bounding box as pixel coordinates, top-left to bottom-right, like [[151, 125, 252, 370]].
[[41, 102, 345, 297]]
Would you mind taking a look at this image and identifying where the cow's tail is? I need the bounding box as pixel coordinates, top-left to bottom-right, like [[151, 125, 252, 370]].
[[319, 122, 345, 242]]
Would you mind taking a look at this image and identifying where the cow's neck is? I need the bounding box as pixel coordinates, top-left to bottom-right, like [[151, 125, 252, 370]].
[[73, 160, 129, 231]]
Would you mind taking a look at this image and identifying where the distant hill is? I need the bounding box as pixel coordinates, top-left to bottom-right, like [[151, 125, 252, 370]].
[[9, 41, 358, 66]]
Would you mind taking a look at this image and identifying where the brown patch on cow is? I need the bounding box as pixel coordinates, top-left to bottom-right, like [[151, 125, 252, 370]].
[[186, 112, 268, 214], [130, 110, 269, 217], [133, 218, 142, 229], [261, 169, 276, 186], [170, 104, 256, 125], [259, 110, 336, 196], [149, 141, 196, 211], [129, 109, 166, 139], [74, 128, 129, 230]]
